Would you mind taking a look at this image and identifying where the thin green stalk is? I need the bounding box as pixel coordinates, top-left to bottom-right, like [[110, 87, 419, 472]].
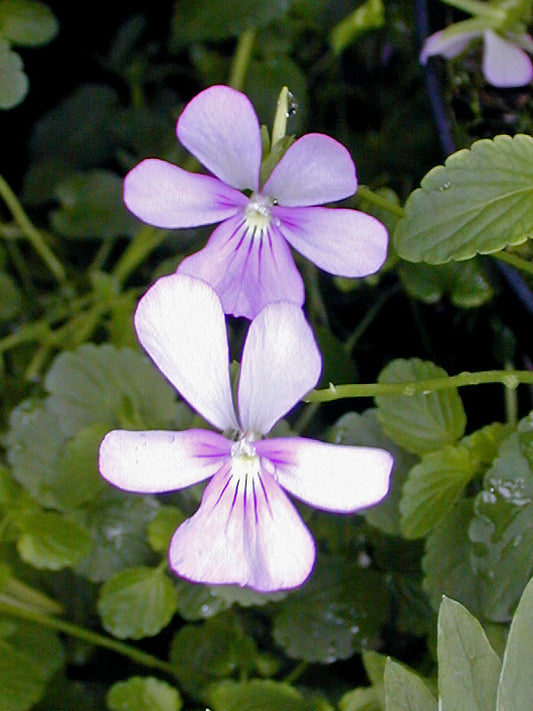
[[227, 27, 256, 91], [0, 600, 176, 677], [0, 173, 66, 284], [112, 225, 169, 286], [491, 249, 533, 277], [442, 0, 506, 21], [305, 369, 533, 402], [355, 185, 406, 219]]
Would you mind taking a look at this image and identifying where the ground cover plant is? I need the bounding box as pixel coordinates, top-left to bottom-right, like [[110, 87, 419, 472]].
[[1, 0, 533, 709]]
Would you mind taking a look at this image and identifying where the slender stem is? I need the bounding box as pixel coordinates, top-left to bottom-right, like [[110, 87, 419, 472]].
[[491, 250, 533, 278], [228, 27, 256, 91], [112, 225, 168, 286], [355, 185, 406, 219], [284, 661, 308, 684], [0, 600, 176, 677], [0, 173, 66, 284], [305, 369, 532, 402]]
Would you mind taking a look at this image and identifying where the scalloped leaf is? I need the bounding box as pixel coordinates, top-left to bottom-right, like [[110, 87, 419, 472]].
[[400, 444, 477, 539], [106, 676, 182, 711], [207, 679, 333, 711], [44, 344, 177, 436], [0, 37, 27, 109], [384, 658, 437, 711], [16, 511, 92, 570], [98, 566, 178, 640], [394, 135, 533, 263], [375, 359, 466, 455], [0, 0, 58, 47]]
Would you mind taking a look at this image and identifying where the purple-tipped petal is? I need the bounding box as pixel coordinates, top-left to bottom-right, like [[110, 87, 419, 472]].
[[134, 274, 239, 431], [257, 437, 393, 511], [177, 85, 262, 191], [99, 429, 230, 493], [276, 205, 388, 277], [124, 158, 246, 228], [169, 466, 316, 591], [238, 302, 321, 435], [483, 30, 533, 87], [420, 28, 480, 62], [177, 216, 305, 319], [263, 134, 357, 206]]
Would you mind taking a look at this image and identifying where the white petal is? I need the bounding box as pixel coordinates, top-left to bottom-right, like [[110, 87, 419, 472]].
[[99, 429, 230, 493], [169, 466, 316, 591], [257, 437, 393, 511], [238, 302, 322, 435], [420, 28, 481, 62], [483, 30, 533, 87], [134, 274, 239, 431], [177, 85, 262, 190]]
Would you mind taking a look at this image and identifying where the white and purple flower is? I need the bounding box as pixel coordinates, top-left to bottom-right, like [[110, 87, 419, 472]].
[[98, 274, 393, 592], [421, 22, 533, 88], [123, 85, 388, 320]]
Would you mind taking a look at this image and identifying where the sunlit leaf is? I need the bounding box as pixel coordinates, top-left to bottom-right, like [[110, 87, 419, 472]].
[[107, 676, 182, 711], [0, 0, 58, 47], [384, 658, 437, 711], [438, 596, 501, 711], [394, 135, 533, 263], [0, 38, 27, 109], [207, 679, 333, 711], [17, 511, 92, 570]]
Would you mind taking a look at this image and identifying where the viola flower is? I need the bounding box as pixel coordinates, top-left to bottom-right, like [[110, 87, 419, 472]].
[[421, 20, 533, 88], [99, 274, 393, 592], [123, 85, 388, 319]]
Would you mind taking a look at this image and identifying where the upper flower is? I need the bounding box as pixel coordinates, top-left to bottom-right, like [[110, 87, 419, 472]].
[[98, 274, 393, 591], [420, 0, 533, 88], [124, 85, 389, 319]]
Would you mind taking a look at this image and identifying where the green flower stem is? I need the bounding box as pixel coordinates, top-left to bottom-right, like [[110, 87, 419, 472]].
[[491, 249, 533, 277], [355, 185, 406, 218], [305, 369, 533, 402], [0, 600, 176, 677], [228, 27, 256, 91], [0, 173, 66, 284], [112, 225, 169, 286]]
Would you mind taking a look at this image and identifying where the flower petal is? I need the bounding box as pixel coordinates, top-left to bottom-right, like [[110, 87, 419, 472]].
[[263, 134, 357, 206], [257, 437, 393, 511], [99, 429, 230, 493], [276, 205, 388, 277], [177, 85, 262, 191], [124, 158, 246, 228], [169, 466, 316, 591], [177, 216, 305, 319], [483, 30, 533, 87], [420, 28, 481, 62], [134, 274, 239, 431], [238, 302, 321, 434]]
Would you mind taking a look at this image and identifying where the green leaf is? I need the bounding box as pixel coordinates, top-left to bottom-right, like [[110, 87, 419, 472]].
[[54, 423, 107, 509], [375, 359, 466, 454], [332, 409, 417, 536], [207, 679, 323, 711], [497, 575, 533, 711], [0, 270, 22, 320], [169, 613, 258, 701], [170, 0, 295, 47], [98, 566, 178, 640], [72, 489, 159, 582], [0, 0, 58, 47], [469, 431, 533, 621], [400, 444, 477, 539], [338, 686, 380, 711], [423, 499, 481, 615], [394, 135, 533, 263], [45, 344, 178, 436], [51, 170, 139, 239], [398, 260, 493, 308], [0, 621, 64, 711], [330, 0, 385, 55], [107, 676, 182, 711], [438, 596, 501, 711], [17, 511, 92, 570], [146, 506, 185, 553], [0, 38, 27, 109], [273, 556, 389, 663], [384, 658, 437, 711]]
